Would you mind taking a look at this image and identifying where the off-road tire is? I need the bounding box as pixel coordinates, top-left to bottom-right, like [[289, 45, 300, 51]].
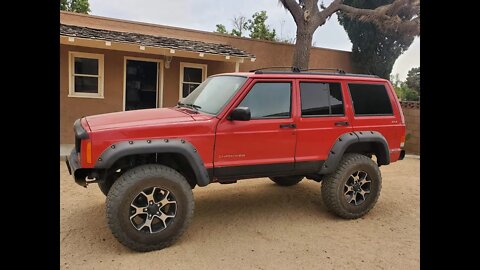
[[321, 153, 382, 219], [106, 164, 194, 252], [269, 176, 303, 186]]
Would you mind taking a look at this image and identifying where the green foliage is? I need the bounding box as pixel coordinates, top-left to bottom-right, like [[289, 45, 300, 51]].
[[231, 29, 241, 36], [338, 0, 415, 79], [60, 0, 90, 14], [391, 74, 419, 101], [246, 11, 276, 41], [215, 24, 228, 34], [60, 0, 68, 10], [405, 66, 420, 94], [213, 11, 276, 41]]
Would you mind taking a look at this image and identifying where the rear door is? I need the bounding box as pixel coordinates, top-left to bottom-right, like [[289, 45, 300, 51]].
[[294, 79, 354, 167]]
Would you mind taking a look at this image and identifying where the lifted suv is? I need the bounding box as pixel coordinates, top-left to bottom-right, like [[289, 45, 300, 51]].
[[66, 68, 406, 252]]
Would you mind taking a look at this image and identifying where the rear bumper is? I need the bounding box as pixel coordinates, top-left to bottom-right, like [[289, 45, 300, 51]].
[[399, 150, 406, 160], [65, 149, 87, 187]]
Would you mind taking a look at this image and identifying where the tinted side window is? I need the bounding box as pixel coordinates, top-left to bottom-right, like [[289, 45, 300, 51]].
[[239, 82, 291, 119], [300, 82, 344, 116], [348, 83, 393, 115]]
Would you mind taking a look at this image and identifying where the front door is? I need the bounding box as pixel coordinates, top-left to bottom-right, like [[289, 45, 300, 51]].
[[214, 80, 297, 178], [125, 59, 160, 111]]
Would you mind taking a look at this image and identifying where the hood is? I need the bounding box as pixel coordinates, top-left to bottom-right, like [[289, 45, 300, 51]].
[[85, 108, 195, 131]]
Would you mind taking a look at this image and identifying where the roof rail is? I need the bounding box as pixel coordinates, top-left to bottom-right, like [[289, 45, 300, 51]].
[[249, 66, 379, 78], [249, 66, 301, 73], [302, 68, 346, 74]]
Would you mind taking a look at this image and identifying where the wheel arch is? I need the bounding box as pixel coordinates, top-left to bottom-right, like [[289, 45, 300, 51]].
[[319, 131, 389, 175], [94, 139, 211, 187]]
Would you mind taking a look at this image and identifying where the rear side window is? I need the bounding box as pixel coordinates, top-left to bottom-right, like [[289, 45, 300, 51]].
[[239, 82, 291, 119], [300, 82, 344, 116], [348, 83, 393, 116]]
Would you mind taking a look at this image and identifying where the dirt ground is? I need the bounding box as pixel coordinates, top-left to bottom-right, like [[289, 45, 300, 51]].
[[60, 156, 419, 270]]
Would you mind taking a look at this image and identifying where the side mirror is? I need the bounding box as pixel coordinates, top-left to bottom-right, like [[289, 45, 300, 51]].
[[229, 107, 251, 121]]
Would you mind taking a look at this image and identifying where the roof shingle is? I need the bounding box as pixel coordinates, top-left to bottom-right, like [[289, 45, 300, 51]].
[[60, 24, 255, 58]]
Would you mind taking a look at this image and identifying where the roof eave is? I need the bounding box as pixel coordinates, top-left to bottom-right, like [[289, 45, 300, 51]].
[[60, 35, 256, 63]]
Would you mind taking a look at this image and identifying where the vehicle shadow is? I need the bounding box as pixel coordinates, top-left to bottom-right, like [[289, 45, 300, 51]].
[[61, 179, 393, 255]]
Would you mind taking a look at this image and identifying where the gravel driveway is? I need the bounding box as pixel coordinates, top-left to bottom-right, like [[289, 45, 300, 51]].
[[60, 156, 419, 269]]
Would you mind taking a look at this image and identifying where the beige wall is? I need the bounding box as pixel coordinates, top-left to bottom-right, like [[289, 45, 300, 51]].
[[60, 44, 231, 143], [60, 12, 353, 144], [401, 103, 420, 155]]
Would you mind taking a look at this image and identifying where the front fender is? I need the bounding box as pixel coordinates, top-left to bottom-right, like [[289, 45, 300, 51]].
[[94, 139, 210, 187]]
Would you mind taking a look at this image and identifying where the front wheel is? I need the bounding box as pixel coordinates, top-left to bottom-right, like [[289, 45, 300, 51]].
[[321, 154, 382, 219], [106, 164, 194, 252]]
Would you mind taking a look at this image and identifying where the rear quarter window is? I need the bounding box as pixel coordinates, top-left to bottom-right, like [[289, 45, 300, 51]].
[[348, 83, 393, 116]]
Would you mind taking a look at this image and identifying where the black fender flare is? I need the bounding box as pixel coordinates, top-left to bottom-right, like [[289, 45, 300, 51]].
[[94, 139, 210, 187], [318, 131, 390, 175]]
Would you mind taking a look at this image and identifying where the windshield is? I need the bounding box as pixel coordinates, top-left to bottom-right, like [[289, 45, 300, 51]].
[[180, 76, 247, 115]]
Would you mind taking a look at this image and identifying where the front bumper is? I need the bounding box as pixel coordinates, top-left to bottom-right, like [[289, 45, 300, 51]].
[[65, 149, 87, 187]]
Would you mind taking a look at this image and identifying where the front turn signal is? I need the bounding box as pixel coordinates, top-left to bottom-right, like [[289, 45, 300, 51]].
[[86, 140, 92, 164]]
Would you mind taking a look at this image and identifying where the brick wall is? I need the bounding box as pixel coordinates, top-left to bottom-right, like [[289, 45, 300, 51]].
[[400, 101, 420, 155]]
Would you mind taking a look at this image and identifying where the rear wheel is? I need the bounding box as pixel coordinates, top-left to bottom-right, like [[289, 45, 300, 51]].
[[269, 176, 303, 186], [106, 164, 194, 252], [321, 154, 382, 219]]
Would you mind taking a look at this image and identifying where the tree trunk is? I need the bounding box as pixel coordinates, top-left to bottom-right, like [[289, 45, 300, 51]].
[[292, 27, 314, 70]]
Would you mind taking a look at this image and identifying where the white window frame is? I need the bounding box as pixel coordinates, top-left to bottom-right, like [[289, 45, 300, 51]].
[[68, 51, 104, 99], [179, 62, 207, 99]]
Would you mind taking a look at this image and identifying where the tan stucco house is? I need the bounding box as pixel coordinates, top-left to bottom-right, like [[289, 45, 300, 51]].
[[60, 11, 353, 146]]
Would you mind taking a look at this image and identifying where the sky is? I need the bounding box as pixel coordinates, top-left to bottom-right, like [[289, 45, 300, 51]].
[[88, 0, 419, 80]]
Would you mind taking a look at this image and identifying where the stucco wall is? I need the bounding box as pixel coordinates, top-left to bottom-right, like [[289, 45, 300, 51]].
[[60, 45, 229, 143]]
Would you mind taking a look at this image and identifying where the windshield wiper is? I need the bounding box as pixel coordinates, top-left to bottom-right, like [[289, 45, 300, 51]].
[[177, 101, 202, 112]]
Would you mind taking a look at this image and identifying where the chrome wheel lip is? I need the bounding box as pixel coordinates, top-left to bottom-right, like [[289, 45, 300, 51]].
[[129, 186, 177, 234], [344, 170, 371, 206]]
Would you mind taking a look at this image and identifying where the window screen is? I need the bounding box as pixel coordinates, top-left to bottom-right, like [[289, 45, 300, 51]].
[[348, 83, 393, 115], [239, 82, 291, 119], [300, 82, 344, 116]]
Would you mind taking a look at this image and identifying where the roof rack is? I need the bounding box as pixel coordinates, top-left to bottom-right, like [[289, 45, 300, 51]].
[[250, 66, 378, 78], [249, 66, 302, 73]]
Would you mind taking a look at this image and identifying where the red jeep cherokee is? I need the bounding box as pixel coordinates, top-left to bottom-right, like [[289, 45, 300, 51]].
[[66, 68, 406, 252]]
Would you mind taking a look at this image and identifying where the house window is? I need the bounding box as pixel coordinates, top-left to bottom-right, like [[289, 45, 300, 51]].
[[180, 62, 207, 98], [69, 52, 104, 98]]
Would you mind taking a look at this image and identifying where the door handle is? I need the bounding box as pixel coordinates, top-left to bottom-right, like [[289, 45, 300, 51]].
[[334, 121, 349, 126], [280, 123, 296, 129]]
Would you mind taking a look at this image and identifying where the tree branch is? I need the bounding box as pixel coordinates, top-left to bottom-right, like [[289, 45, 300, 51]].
[[279, 0, 304, 26], [339, 0, 420, 36], [312, 0, 343, 29]]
